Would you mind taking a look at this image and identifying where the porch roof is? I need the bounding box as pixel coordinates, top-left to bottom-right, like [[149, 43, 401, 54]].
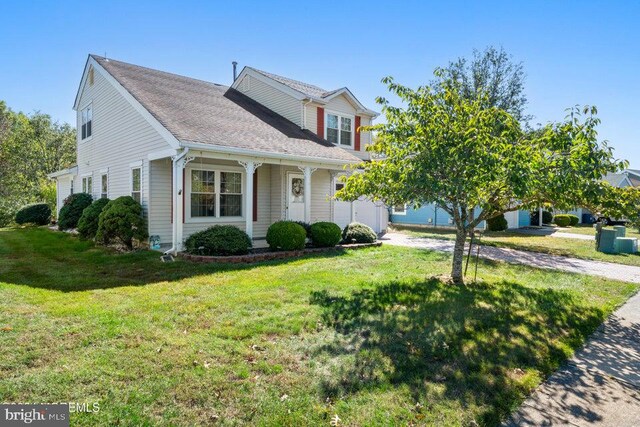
[[92, 55, 361, 164]]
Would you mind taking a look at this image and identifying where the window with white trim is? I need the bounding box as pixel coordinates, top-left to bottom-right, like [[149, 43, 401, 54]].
[[82, 176, 92, 194], [188, 168, 243, 219], [81, 105, 92, 140], [326, 113, 353, 147], [392, 204, 407, 215], [131, 167, 141, 203], [101, 174, 108, 199]]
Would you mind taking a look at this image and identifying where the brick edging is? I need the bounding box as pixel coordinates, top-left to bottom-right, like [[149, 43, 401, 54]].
[[179, 242, 382, 263]]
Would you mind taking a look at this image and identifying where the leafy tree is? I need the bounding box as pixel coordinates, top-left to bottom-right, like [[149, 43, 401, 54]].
[[438, 46, 529, 122], [337, 72, 625, 284]]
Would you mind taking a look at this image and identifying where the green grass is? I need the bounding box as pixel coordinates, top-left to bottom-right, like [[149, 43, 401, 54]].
[[394, 224, 640, 267], [0, 227, 637, 426], [558, 223, 640, 238]]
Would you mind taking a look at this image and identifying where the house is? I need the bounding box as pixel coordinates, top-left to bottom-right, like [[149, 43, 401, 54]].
[[49, 55, 387, 253], [389, 204, 531, 229]]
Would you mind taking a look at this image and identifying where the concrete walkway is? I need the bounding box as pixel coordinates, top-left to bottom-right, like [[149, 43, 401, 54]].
[[382, 232, 640, 426], [382, 232, 640, 284]]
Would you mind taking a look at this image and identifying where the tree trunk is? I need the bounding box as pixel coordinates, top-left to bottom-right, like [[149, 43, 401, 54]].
[[451, 226, 467, 284]]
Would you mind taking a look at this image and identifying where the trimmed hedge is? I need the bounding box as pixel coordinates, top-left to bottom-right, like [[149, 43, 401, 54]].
[[293, 221, 312, 238], [77, 198, 111, 239], [553, 214, 571, 227], [96, 196, 148, 249], [310, 222, 341, 247], [487, 214, 508, 232], [342, 222, 377, 244], [530, 210, 553, 225], [58, 193, 93, 230], [567, 214, 580, 226], [14, 203, 51, 225], [0, 198, 24, 227], [266, 221, 307, 251], [185, 225, 251, 256]]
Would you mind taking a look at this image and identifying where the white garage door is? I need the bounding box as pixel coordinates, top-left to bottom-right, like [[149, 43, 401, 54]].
[[331, 178, 388, 233]]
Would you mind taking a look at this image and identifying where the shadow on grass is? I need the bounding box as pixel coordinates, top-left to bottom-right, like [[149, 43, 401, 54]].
[[309, 279, 606, 425], [0, 227, 350, 292]]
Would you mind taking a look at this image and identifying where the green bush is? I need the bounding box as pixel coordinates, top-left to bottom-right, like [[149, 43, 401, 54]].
[[96, 196, 148, 249], [568, 214, 580, 226], [58, 193, 93, 230], [293, 221, 312, 238], [77, 198, 111, 239], [14, 203, 51, 225], [310, 222, 341, 247], [185, 225, 251, 256], [553, 214, 571, 227], [487, 214, 508, 232], [342, 222, 377, 244], [530, 210, 553, 225], [266, 221, 307, 251], [0, 198, 26, 227]]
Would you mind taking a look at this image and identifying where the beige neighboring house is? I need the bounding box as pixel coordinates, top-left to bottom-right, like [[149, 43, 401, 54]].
[[48, 55, 386, 253]]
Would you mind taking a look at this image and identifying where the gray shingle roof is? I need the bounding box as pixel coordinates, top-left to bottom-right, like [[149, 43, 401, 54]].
[[247, 67, 340, 99], [91, 55, 360, 163], [603, 172, 628, 187]]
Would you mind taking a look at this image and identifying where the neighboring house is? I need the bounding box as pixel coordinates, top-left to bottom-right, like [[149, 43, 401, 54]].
[[389, 203, 531, 229], [622, 169, 640, 187], [49, 55, 387, 253]]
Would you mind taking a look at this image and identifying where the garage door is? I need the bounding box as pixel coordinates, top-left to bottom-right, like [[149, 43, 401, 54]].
[[332, 178, 388, 233]]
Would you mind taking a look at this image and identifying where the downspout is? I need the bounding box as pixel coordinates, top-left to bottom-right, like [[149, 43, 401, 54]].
[[164, 148, 190, 256], [301, 98, 313, 130]]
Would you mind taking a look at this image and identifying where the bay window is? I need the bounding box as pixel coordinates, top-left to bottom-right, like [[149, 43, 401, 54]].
[[326, 112, 353, 147]]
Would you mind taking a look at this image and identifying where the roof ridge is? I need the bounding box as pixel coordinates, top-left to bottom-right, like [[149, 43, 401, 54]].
[[90, 54, 228, 89], [247, 66, 337, 97]]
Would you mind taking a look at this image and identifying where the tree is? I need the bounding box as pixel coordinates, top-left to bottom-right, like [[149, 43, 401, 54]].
[[337, 72, 625, 284], [438, 46, 529, 122]]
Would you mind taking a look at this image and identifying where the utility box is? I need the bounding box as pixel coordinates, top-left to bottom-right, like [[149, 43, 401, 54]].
[[615, 237, 638, 254], [613, 226, 626, 238], [598, 229, 618, 253]]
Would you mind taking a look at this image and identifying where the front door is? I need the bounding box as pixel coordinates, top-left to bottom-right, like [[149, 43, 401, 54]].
[[287, 173, 305, 221]]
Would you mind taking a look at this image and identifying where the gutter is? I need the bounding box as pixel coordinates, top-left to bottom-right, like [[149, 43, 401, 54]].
[[164, 148, 190, 256]]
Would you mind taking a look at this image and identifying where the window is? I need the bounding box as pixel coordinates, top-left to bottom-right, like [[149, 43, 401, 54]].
[[101, 174, 108, 199], [220, 172, 242, 217], [190, 170, 216, 217], [82, 176, 92, 194], [326, 113, 353, 147], [131, 167, 141, 203], [81, 105, 92, 140], [392, 204, 406, 215], [335, 182, 345, 192], [88, 67, 94, 85], [188, 168, 243, 220]]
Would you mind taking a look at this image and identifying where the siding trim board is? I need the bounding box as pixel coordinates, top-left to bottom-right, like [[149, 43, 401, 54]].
[[355, 115, 361, 151]]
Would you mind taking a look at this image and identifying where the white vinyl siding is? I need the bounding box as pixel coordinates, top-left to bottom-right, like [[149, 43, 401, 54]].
[[238, 74, 302, 126]]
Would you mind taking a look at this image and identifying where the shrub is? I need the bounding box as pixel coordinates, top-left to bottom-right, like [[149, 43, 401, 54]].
[[0, 198, 26, 227], [568, 214, 580, 226], [293, 221, 312, 238], [266, 221, 307, 251], [185, 225, 251, 256], [342, 222, 377, 244], [14, 203, 51, 225], [530, 210, 553, 225], [310, 222, 341, 247], [77, 198, 111, 239], [553, 214, 571, 227], [58, 193, 93, 230], [96, 196, 148, 249], [487, 214, 508, 232]]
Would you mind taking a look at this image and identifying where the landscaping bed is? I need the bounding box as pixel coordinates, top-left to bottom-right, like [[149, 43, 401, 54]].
[[180, 242, 382, 263]]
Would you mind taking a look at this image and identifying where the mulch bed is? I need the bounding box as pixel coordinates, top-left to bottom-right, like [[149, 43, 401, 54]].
[[179, 242, 382, 264]]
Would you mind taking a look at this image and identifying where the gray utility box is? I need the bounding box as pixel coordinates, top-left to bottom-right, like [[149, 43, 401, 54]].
[[616, 237, 638, 254], [597, 229, 618, 253]]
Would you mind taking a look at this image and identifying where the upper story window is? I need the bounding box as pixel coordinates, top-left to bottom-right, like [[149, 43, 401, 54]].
[[81, 105, 92, 140], [326, 113, 352, 147]]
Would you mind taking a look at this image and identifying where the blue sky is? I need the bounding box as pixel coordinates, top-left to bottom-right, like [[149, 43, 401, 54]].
[[1, 1, 638, 167]]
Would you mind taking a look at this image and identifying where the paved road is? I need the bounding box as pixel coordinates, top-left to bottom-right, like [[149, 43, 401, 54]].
[[382, 232, 640, 284], [382, 232, 640, 426]]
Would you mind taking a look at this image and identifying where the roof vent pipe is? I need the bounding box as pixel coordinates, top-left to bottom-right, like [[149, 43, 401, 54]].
[[232, 61, 238, 81]]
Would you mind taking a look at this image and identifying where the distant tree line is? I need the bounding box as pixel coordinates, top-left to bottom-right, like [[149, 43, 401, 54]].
[[0, 100, 76, 226]]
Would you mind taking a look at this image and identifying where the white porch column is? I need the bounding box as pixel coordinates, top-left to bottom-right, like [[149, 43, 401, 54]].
[[239, 161, 261, 239], [300, 166, 316, 223], [538, 207, 543, 227], [172, 153, 194, 253], [351, 201, 356, 223]]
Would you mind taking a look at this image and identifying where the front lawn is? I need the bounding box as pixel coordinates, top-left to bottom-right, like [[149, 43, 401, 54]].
[[394, 224, 640, 267], [0, 227, 637, 426]]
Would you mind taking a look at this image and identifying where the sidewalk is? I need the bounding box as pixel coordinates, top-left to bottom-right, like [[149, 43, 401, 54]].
[[381, 232, 640, 426]]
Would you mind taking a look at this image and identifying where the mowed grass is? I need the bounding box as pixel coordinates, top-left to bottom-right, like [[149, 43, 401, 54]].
[[561, 223, 640, 238], [0, 228, 637, 426], [394, 224, 640, 267]]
